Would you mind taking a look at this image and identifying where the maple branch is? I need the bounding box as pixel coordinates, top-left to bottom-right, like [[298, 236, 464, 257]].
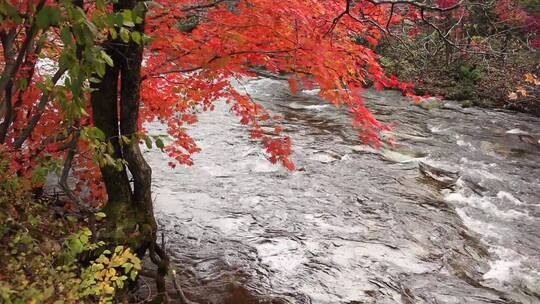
[[207, 48, 299, 61], [59, 124, 81, 205], [0, 43, 41, 144], [143, 48, 299, 79], [365, 0, 464, 11], [338, 0, 508, 57], [326, 0, 352, 35], [32, 133, 69, 157], [385, 4, 395, 30], [13, 67, 67, 149], [327, 0, 465, 35], [142, 67, 203, 79], [181, 0, 228, 11], [0, 0, 46, 104]]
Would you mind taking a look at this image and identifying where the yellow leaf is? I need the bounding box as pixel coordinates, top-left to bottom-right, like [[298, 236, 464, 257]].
[[524, 73, 536, 83], [104, 285, 115, 294], [508, 92, 518, 100], [516, 86, 528, 97]]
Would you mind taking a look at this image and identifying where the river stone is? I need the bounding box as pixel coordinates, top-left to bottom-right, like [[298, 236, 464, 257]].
[[419, 161, 459, 187], [415, 97, 445, 110]]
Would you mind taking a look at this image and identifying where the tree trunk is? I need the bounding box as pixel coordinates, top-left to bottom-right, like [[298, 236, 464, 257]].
[[118, 0, 158, 255], [90, 0, 156, 256]]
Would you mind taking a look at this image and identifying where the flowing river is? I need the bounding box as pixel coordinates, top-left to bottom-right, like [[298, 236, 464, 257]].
[[143, 77, 540, 304]]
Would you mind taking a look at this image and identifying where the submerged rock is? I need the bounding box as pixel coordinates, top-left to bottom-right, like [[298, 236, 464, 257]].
[[419, 162, 459, 187], [414, 97, 445, 110]]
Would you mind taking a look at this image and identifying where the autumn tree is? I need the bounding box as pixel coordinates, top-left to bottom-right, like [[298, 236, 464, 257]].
[[1, 0, 477, 299], [375, 0, 539, 110]]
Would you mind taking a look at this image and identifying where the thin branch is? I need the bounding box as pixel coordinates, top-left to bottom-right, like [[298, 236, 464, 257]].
[[13, 67, 67, 148], [59, 126, 80, 205], [181, 0, 228, 11], [0, 0, 46, 102], [326, 0, 351, 35], [365, 0, 464, 12], [143, 48, 299, 79]]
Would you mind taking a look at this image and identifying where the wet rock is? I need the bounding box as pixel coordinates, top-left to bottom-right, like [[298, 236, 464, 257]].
[[143, 79, 540, 304], [309, 151, 341, 163], [461, 100, 474, 108], [414, 97, 445, 110], [419, 162, 459, 187], [380, 147, 426, 163]]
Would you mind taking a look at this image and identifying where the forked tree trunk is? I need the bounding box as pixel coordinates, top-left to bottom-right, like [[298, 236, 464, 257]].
[[89, 3, 191, 302], [90, 0, 156, 256]]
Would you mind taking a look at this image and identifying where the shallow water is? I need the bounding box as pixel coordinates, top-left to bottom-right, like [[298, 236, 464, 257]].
[[145, 77, 540, 304]]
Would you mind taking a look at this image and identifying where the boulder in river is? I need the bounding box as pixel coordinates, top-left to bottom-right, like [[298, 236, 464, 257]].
[[414, 97, 445, 110], [419, 161, 459, 187]]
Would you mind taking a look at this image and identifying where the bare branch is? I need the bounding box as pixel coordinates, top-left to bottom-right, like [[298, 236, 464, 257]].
[[181, 0, 228, 11], [365, 0, 464, 12], [59, 130, 80, 205]]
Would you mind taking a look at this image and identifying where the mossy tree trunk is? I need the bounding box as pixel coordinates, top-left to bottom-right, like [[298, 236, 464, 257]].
[[90, 0, 156, 256], [89, 2, 192, 302]]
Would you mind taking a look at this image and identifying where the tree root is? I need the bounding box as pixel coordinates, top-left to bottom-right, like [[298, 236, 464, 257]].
[[148, 234, 198, 304]]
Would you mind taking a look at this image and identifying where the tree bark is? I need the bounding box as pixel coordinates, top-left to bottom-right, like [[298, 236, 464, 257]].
[[89, 0, 157, 257], [118, 0, 157, 255]]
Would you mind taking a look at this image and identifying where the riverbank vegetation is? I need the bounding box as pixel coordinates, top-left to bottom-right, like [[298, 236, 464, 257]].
[[0, 0, 537, 302], [377, 0, 539, 114], [0, 164, 141, 303]]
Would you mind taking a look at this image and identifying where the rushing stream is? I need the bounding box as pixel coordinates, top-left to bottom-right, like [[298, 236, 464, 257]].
[[143, 77, 540, 304]]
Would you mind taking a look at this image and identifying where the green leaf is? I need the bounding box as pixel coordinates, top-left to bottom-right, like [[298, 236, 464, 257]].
[[121, 9, 134, 27], [67, 237, 83, 254], [59, 51, 76, 70], [104, 154, 115, 166], [122, 262, 133, 273], [79, 233, 89, 245], [131, 31, 141, 44], [142, 33, 155, 44], [80, 107, 89, 117], [0, 2, 21, 22], [107, 141, 115, 153], [89, 127, 106, 141], [109, 27, 118, 39], [31, 166, 48, 183], [19, 79, 28, 91], [95, 61, 106, 77], [119, 27, 130, 43], [28, 214, 41, 226], [100, 50, 114, 67], [144, 136, 152, 149], [96, 0, 106, 10], [60, 27, 74, 47], [155, 137, 164, 149], [36, 6, 62, 29]]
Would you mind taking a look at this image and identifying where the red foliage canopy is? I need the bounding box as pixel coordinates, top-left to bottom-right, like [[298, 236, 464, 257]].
[[0, 0, 440, 203]]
